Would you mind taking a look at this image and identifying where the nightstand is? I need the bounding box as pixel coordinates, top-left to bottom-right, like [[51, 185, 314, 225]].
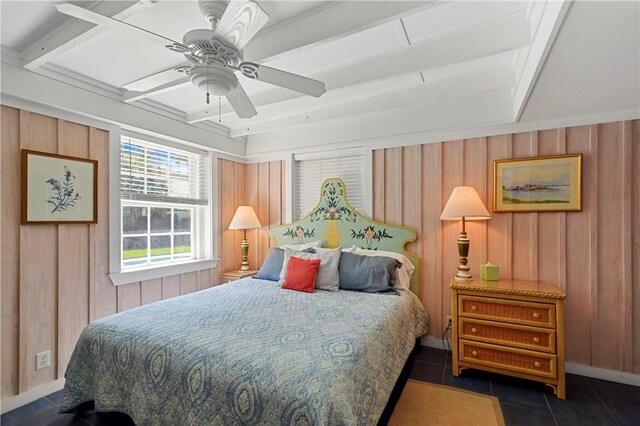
[[450, 277, 566, 399], [220, 270, 258, 283]]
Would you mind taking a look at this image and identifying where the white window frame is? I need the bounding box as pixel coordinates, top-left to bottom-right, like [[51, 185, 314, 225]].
[[109, 130, 218, 286]]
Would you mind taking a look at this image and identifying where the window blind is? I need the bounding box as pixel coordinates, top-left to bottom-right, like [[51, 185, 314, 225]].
[[120, 137, 209, 206], [294, 155, 364, 219]]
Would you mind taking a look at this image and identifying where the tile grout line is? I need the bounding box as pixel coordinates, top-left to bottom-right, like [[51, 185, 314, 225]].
[[584, 377, 621, 425]]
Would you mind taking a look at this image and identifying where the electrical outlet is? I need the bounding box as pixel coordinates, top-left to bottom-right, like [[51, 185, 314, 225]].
[[35, 351, 50, 370], [446, 315, 453, 327]]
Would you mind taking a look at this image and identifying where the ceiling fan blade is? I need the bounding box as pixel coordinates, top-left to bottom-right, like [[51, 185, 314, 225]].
[[54, 3, 188, 51], [238, 62, 326, 97], [226, 84, 258, 119], [215, 0, 270, 50], [123, 63, 191, 91]]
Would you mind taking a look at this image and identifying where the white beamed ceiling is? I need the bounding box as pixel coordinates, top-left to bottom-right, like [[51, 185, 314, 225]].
[[1, 0, 580, 147]]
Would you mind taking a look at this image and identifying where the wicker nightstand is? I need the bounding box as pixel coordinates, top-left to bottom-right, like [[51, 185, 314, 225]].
[[221, 270, 258, 283], [450, 277, 566, 399]]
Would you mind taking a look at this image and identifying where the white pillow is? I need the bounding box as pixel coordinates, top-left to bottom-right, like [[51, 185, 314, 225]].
[[278, 240, 321, 251], [352, 247, 415, 289], [280, 247, 342, 291], [315, 246, 357, 254]]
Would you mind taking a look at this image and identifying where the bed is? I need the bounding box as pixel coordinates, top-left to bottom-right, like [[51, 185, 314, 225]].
[[60, 178, 429, 425]]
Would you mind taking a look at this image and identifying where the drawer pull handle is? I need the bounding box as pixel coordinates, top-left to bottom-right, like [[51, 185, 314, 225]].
[[471, 328, 477, 333], [471, 305, 478, 311], [533, 337, 540, 343], [534, 361, 541, 368], [471, 350, 478, 357], [532, 312, 540, 319]]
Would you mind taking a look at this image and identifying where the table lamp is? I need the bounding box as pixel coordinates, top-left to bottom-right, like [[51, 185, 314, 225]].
[[440, 186, 490, 282], [228, 206, 262, 271]]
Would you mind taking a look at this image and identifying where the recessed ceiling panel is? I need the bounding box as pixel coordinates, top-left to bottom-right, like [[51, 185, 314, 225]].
[[1, 1, 69, 51], [402, 1, 528, 45]]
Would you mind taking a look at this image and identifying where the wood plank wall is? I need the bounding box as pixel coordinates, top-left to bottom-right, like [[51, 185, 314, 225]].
[[0, 107, 266, 400], [372, 120, 639, 373]]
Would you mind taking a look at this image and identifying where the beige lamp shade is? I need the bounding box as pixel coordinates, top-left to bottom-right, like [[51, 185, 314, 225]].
[[229, 206, 262, 229], [440, 186, 491, 221]]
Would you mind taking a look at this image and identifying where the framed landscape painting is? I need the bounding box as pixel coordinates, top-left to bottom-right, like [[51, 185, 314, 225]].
[[21, 149, 98, 224], [493, 154, 582, 212]]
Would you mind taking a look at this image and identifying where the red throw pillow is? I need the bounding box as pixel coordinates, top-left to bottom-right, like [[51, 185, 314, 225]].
[[281, 256, 321, 293]]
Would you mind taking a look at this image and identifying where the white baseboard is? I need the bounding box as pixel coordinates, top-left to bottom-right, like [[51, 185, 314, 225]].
[[419, 337, 639, 387], [0, 378, 65, 415]]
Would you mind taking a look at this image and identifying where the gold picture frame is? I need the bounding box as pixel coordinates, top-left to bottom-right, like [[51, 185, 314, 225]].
[[493, 154, 582, 213]]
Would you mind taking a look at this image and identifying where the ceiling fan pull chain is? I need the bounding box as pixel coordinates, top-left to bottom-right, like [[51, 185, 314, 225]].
[[218, 96, 221, 123], [206, 61, 210, 104]]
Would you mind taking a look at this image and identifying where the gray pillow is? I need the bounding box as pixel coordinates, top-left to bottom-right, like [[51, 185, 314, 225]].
[[338, 252, 401, 292], [254, 247, 315, 282], [280, 247, 342, 291]]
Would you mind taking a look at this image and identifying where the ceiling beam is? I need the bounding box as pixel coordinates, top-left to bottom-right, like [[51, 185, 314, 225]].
[[513, 0, 571, 120], [123, 77, 191, 103], [245, 89, 514, 155], [22, 1, 156, 70], [230, 60, 515, 137], [190, 11, 529, 124], [244, 1, 445, 62]]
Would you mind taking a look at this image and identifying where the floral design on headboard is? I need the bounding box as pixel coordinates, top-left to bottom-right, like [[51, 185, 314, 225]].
[[283, 225, 316, 244], [310, 181, 357, 222], [350, 225, 393, 250]]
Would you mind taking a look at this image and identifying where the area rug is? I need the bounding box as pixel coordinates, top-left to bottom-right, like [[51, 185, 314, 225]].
[[389, 380, 505, 426]]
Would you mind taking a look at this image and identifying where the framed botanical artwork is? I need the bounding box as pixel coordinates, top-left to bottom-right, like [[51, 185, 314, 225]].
[[21, 149, 98, 224], [493, 154, 582, 212]]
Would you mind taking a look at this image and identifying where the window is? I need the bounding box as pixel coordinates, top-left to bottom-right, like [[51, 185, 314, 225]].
[[294, 152, 364, 219], [120, 137, 209, 270]]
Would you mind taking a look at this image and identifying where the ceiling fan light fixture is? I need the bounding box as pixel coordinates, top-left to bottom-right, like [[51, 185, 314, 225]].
[[189, 63, 238, 96]]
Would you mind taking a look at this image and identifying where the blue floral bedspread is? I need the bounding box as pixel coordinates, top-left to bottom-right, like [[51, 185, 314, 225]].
[[60, 278, 429, 425]]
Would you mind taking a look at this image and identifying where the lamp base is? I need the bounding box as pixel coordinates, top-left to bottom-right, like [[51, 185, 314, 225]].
[[455, 229, 473, 282], [239, 235, 250, 271]]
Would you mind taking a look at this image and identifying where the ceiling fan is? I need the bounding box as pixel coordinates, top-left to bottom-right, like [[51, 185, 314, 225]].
[[54, 0, 326, 119]]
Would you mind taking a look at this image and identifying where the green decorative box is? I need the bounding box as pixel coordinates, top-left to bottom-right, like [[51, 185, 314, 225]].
[[480, 263, 499, 281]]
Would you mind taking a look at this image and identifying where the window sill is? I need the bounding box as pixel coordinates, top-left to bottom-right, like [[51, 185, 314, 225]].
[[109, 258, 219, 286]]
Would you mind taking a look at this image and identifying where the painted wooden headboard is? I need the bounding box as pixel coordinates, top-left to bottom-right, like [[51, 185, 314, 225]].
[[269, 178, 420, 296]]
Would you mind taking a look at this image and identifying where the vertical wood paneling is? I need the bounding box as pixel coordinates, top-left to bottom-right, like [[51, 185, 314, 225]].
[[1, 106, 20, 398], [246, 163, 260, 270], [464, 138, 488, 278], [372, 149, 385, 222], [220, 159, 237, 273], [161, 275, 181, 300], [421, 143, 443, 334], [89, 128, 116, 321], [117, 283, 141, 313], [257, 162, 270, 261], [597, 122, 625, 370], [57, 120, 90, 378], [486, 134, 513, 279], [402, 146, 421, 257], [269, 161, 282, 230], [511, 132, 538, 281], [632, 120, 640, 373], [441, 140, 464, 320], [384, 148, 403, 226], [537, 129, 566, 289], [621, 121, 633, 373], [197, 269, 213, 291], [372, 120, 638, 373], [180, 272, 197, 295], [565, 125, 593, 364], [19, 111, 58, 392], [140, 279, 162, 305]]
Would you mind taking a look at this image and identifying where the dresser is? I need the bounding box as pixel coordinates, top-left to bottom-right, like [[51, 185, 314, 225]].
[[450, 277, 566, 399]]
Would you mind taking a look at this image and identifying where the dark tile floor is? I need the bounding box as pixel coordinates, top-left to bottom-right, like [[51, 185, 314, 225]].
[[2, 345, 638, 425]]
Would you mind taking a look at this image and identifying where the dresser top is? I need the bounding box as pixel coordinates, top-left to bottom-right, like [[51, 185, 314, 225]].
[[450, 277, 565, 299]]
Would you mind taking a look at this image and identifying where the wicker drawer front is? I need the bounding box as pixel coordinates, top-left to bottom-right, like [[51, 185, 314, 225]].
[[459, 295, 556, 328], [459, 318, 556, 353], [460, 340, 557, 379]]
